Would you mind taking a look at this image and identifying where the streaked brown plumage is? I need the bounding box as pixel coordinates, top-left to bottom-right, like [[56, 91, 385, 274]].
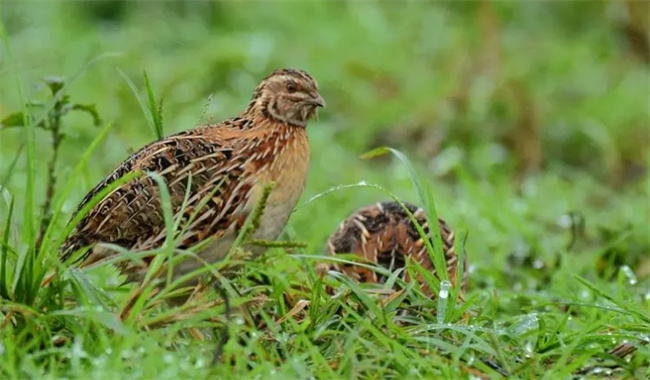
[[318, 201, 467, 297], [60, 68, 325, 282]]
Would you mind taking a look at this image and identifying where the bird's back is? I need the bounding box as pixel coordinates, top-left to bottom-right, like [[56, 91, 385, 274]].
[[60, 118, 309, 279], [323, 201, 466, 296]]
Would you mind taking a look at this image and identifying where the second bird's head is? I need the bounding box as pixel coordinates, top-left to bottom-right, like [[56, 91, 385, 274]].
[[248, 68, 326, 127]]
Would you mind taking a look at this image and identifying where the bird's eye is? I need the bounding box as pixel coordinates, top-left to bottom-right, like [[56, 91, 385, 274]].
[[286, 82, 297, 93]]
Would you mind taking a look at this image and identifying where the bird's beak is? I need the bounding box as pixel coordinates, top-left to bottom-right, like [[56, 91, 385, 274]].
[[311, 93, 326, 108]]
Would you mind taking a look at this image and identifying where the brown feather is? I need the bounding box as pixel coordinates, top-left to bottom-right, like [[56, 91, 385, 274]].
[[321, 201, 468, 298], [60, 69, 322, 283]]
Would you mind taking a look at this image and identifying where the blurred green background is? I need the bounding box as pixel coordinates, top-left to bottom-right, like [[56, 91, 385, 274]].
[[1, 1, 648, 292]]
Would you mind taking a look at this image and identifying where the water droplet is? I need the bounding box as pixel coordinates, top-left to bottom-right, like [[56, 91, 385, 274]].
[[591, 367, 613, 376], [620, 265, 637, 285], [105, 348, 113, 355], [556, 214, 572, 228], [644, 290, 650, 301], [438, 280, 451, 300], [579, 289, 590, 300], [437, 281, 452, 324], [164, 353, 173, 363], [532, 260, 544, 269], [524, 342, 534, 357], [511, 313, 539, 336], [466, 355, 475, 365], [71, 340, 87, 359]]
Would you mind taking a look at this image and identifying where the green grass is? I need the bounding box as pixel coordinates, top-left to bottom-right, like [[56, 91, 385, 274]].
[[1, 2, 649, 379]]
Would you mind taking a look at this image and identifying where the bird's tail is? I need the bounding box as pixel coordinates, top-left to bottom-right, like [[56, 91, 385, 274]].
[[58, 236, 90, 264]]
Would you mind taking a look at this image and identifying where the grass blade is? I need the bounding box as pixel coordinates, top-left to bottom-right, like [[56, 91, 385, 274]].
[[363, 147, 449, 285], [143, 70, 164, 139], [144, 172, 175, 286], [116, 68, 161, 140], [0, 144, 24, 192], [574, 275, 650, 324], [37, 122, 115, 265], [0, 196, 14, 299]]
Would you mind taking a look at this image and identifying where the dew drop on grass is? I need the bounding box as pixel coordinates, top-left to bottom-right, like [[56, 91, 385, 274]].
[[592, 367, 613, 376], [466, 355, 475, 365], [620, 265, 637, 285], [437, 280, 451, 324], [164, 353, 173, 363], [0, 342, 4, 357], [524, 342, 533, 357], [556, 214, 572, 228], [511, 313, 539, 336], [532, 260, 544, 269]]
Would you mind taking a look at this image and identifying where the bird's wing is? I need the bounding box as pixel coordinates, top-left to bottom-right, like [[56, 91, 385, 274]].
[[60, 124, 255, 264]]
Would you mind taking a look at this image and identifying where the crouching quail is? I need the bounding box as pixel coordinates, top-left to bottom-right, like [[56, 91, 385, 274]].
[[318, 201, 467, 297]]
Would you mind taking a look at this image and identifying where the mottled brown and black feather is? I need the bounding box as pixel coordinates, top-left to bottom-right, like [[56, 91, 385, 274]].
[[321, 201, 468, 297], [59, 69, 323, 283]]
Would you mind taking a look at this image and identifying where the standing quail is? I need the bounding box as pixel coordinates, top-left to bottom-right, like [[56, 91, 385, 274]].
[[318, 201, 467, 297], [60, 68, 325, 283]]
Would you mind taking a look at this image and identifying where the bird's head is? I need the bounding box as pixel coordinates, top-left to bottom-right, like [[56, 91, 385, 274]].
[[246, 68, 325, 127]]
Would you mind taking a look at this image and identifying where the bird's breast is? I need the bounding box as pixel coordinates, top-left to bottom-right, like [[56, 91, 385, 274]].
[[248, 127, 310, 241]]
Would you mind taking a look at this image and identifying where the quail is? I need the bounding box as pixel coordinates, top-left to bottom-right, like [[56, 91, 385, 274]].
[[318, 201, 467, 297], [60, 68, 325, 283]]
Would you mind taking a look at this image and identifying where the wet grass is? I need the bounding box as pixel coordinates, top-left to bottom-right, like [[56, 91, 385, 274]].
[[0, 2, 649, 379]]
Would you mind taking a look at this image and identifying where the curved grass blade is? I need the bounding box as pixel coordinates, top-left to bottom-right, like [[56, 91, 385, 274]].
[[143, 70, 164, 139], [144, 172, 174, 286], [0, 144, 24, 192], [37, 121, 115, 263], [0, 197, 14, 299], [574, 275, 650, 324], [1, 17, 36, 253], [117, 68, 163, 140], [362, 147, 449, 282]]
